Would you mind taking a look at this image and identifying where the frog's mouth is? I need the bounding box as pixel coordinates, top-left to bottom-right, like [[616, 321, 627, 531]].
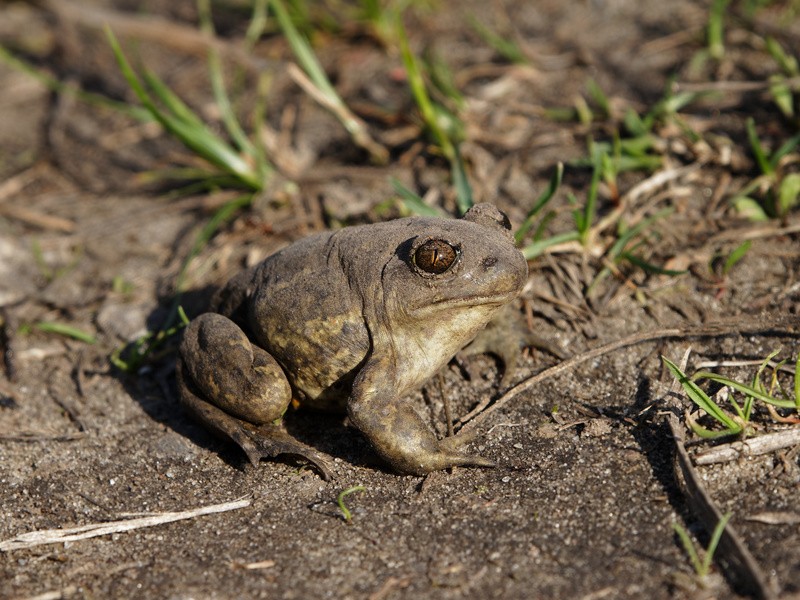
[[412, 288, 521, 313]]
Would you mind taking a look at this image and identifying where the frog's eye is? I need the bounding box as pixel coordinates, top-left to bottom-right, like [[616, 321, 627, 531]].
[[413, 239, 458, 274]]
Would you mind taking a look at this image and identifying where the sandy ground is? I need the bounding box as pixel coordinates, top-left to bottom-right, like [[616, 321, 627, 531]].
[[1, 1, 800, 598]]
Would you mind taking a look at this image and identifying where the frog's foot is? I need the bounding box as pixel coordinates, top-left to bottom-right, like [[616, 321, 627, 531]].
[[238, 421, 335, 481], [461, 304, 567, 387], [177, 360, 334, 480], [436, 431, 495, 468], [348, 378, 495, 475], [382, 431, 495, 475]]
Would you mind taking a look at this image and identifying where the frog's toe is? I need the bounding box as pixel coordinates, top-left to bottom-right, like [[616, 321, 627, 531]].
[[240, 422, 335, 480], [405, 446, 495, 474], [441, 451, 495, 470], [438, 434, 495, 469], [385, 436, 495, 474]]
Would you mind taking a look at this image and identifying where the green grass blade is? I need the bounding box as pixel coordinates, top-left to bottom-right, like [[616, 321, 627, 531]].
[[177, 305, 191, 326], [732, 196, 770, 221], [619, 252, 686, 276], [425, 49, 465, 110], [270, 0, 335, 99], [396, 15, 470, 208], [769, 75, 795, 118], [245, 0, 270, 50], [34, 322, 96, 345], [587, 79, 611, 119], [770, 131, 800, 168], [107, 27, 261, 190], [521, 231, 581, 260], [207, 46, 255, 157], [607, 207, 674, 261], [578, 154, 603, 244], [137, 70, 260, 183], [531, 210, 557, 243], [396, 17, 455, 162], [743, 393, 754, 422], [337, 485, 365, 523], [794, 355, 800, 409], [746, 117, 774, 176], [250, 71, 273, 184], [765, 37, 799, 76], [111, 312, 189, 373], [689, 421, 741, 439], [722, 240, 751, 275], [778, 173, 800, 215], [515, 162, 564, 244], [618, 134, 657, 157], [701, 513, 731, 577], [141, 68, 205, 129], [451, 148, 473, 214], [662, 357, 742, 432], [693, 370, 797, 409], [269, 0, 385, 162], [107, 28, 165, 119], [197, 0, 259, 158], [466, 14, 528, 65], [672, 522, 704, 576], [655, 90, 702, 119], [623, 107, 649, 137], [728, 393, 746, 421], [707, 0, 731, 60], [161, 115, 261, 189], [175, 194, 254, 293], [391, 178, 447, 217]]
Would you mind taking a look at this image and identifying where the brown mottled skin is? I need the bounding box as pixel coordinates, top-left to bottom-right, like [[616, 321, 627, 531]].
[[177, 203, 528, 479]]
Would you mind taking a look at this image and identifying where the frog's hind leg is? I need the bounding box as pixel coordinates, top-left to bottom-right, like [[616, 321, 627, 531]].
[[177, 313, 334, 480]]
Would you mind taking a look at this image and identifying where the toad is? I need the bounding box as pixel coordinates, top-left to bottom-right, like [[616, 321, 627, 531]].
[[177, 203, 528, 479]]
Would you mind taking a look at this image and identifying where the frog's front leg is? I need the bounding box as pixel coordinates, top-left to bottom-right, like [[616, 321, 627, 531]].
[[347, 361, 495, 475], [177, 313, 334, 480]]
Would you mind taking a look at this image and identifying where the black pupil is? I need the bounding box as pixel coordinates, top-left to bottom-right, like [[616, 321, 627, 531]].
[[415, 240, 456, 274]]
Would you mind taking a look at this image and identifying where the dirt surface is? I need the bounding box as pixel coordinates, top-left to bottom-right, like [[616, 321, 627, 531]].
[[1, 1, 800, 598]]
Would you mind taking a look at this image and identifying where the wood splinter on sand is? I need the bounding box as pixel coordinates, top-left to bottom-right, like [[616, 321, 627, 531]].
[[0, 497, 251, 552]]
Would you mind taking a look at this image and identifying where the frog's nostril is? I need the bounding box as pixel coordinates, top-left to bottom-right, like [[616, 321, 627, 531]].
[[482, 256, 498, 269]]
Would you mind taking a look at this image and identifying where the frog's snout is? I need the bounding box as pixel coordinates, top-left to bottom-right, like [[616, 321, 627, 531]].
[[480, 243, 528, 298]]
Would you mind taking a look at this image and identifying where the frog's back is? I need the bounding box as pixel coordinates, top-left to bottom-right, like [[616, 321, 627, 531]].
[[246, 231, 371, 407]]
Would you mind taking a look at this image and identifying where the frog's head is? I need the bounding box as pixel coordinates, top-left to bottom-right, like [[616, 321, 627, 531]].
[[393, 203, 525, 309], [376, 203, 527, 356]]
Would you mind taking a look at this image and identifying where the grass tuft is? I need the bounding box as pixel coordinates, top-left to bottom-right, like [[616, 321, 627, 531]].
[[733, 118, 800, 221], [396, 16, 472, 214], [673, 513, 731, 580], [106, 27, 270, 192], [663, 351, 800, 440]]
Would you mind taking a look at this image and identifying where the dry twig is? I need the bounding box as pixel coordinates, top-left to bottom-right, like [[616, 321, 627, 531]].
[[746, 512, 800, 525], [694, 428, 800, 465], [0, 497, 251, 552], [709, 215, 800, 244]]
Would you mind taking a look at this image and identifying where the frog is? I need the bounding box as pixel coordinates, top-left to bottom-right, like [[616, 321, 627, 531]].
[[176, 203, 528, 479]]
